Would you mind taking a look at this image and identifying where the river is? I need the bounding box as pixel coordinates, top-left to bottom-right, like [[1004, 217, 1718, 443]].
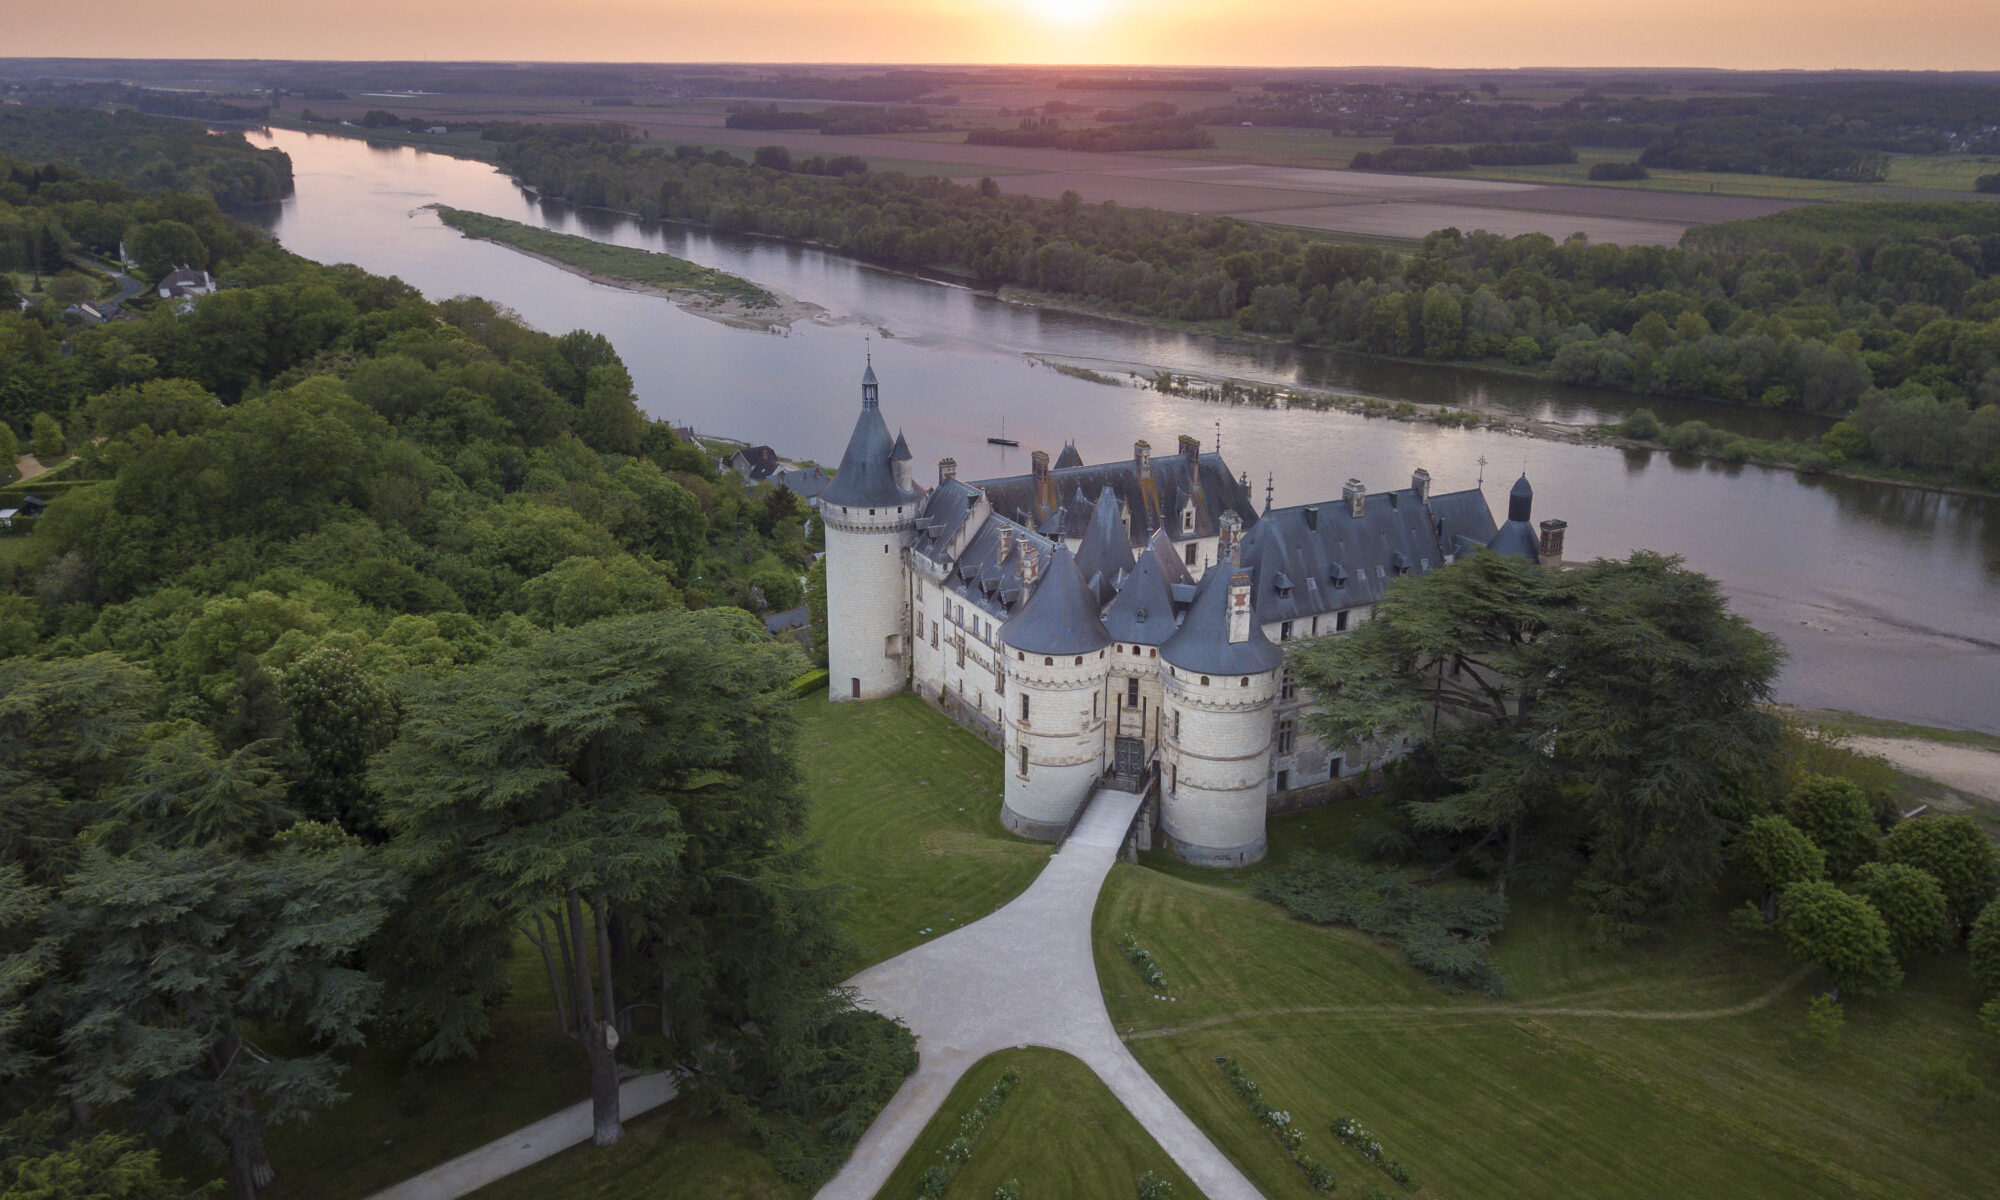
[[242, 129, 2000, 733]]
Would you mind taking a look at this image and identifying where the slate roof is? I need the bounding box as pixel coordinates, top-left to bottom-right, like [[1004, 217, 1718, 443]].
[[1486, 474, 1540, 562], [938, 515, 1057, 625], [891, 430, 912, 462], [1238, 485, 1495, 621], [733, 445, 781, 482], [1000, 544, 1112, 656], [970, 449, 1255, 548], [1160, 561, 1284, 676], [774, 465, 831, 500], [1072, 486, 1137, 606], [1103, 528, 1193, 645], [823, 371, 921, 509], [1054, 440, 1084, 469]]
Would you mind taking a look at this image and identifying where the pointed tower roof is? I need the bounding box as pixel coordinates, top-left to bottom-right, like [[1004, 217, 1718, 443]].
[[1487, 474, 1540, 561], [1073, 486, 1136, 606], [891, 430, 912, 461], [1000, 545, 1112, 656], [825, 363, 918, 508], [1161, 557, 1283, 675], [1054, 439, 1084, 470], [1103, 528, 1191, 645]]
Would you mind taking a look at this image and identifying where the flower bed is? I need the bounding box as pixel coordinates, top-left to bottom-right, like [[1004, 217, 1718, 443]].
[[915, 1069, 1020, 1198], [1119, 933, 1172, 996], [1331, 1116, 1414, 1189], [1217, 1057, 1336, 1192]]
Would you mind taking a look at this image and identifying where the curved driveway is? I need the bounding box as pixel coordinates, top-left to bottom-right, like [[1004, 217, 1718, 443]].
[[814, 789, 1265, 1200]]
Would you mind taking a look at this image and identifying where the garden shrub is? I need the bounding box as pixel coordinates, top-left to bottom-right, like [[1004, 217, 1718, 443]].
[[1256, 853, 1506, 994]]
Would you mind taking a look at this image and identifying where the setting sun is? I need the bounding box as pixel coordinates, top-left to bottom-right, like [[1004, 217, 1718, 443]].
[[1019, 0, 1115, 27]]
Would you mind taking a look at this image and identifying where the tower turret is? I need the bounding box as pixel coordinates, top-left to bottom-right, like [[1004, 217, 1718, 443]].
[[998, 545, 1113, 839], [823, 362, 921, 702]]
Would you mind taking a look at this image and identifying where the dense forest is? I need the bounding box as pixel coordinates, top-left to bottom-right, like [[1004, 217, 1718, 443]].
[[1, 124, 907, 1199], [492, 127, 2000, 486], [0, 106, 292, 206]]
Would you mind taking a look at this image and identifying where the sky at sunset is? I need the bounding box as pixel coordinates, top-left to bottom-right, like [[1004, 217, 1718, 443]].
[[8, 0, 2000, 70]]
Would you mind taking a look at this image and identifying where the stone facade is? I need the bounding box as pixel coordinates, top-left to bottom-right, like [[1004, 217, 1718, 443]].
[[818, 366, 1554, 867]]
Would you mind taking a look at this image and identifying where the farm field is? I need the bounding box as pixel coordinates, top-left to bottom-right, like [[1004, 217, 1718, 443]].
[[1094, 802, 2000, 1200], [869, 1049, 1209, 1200]]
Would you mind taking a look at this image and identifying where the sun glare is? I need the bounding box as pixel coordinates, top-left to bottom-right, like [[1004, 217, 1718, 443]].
[[1021, 0, 1114, 28]]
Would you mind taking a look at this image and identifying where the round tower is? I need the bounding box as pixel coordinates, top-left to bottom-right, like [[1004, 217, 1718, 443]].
[[822, 362, 921, 702], [1159, 552, 1281, 866], [999, 543, 1114, 839]]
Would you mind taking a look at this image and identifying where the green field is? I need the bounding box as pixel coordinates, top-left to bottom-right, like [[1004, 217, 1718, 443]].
[[1095, 803, 2000, 1200], [870, 1049, 1209, 1200], [430, 206, 778, 307], [1134, 126, 1392, 170], [263, 694, 1039, 1199]]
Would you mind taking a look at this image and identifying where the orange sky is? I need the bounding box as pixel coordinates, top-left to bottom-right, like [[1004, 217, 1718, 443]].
[[8, 0, 2000, 71]]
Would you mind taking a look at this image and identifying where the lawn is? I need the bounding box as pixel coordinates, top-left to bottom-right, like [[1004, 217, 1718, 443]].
[[870, 1049, 1208, 1200], [797, 693, 1050, 970], [260, 693, 1041, 1199], [1095, 801, 2000, 1200]]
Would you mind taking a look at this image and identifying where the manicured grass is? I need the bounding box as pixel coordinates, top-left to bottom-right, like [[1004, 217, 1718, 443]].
[[870, 1049, 1208, 1200], [468, 1103, 802, 1200], [1095, 802, 2000, 1200], [797, 693, 1050, 970], [431, 206, 778, 307]]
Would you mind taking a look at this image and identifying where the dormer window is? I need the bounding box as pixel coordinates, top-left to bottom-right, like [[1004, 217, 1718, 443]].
[[1181, 502, 1196, 535]]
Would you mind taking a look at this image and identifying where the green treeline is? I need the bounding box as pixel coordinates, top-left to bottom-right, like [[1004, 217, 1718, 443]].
[[493, 127, 2000, 487], [0, 106, 292, 206], [2, 144, 909, 1198], [967, 114, 1214, 152]]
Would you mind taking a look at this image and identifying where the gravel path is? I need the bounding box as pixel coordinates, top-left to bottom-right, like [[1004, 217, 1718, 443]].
[[814, 788, 1265, 1200]]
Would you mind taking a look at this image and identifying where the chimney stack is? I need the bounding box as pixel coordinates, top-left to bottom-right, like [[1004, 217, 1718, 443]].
[[939, 457, 957, 485], [1303, 504, 1319, 532], [1031, 450, 1052, 516], [1219, 510, 1243, 567], [1342, 478, 1366, 518], [1134, 439, 1152, 480], [999, 526, 1015, 560], [1538, 519, 1567, 572], [1178, 434, 1200, 470], [1020, 541, 1041, 586], [1226, 571, 1253, 644], [1411, 468, 1431, 504]]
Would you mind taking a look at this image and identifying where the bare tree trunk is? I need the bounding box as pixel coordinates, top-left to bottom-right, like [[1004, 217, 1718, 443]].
[[568, 890, 621, 1147], [524, 912, 572, 1037], [211, 1036, 274, 1200]]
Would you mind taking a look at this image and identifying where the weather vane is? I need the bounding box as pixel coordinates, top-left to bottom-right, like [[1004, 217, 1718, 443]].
[[1477, 455, 1488, 487]]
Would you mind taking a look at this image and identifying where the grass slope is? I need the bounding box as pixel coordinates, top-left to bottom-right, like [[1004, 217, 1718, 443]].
[[467, 1104, 800, 1200], [431, 205, 778, 308], [1096, 804, 2000, 1200], [870, 1049, 1208, 1200], [798, 693, 1049, 970]]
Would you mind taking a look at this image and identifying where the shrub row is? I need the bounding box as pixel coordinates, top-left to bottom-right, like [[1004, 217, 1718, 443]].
[[1218, 1058, 1336, 1192], [1332, 1115, 1414, 1189], [915, 1069, 1019, 1198], [1118, 933, 1168, 990]]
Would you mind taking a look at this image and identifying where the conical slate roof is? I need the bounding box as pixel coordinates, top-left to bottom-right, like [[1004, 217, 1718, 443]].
[[1054, 440, 1084, 470], [1161, 557, 1283, 676], [891, 430, 912, 461], [1487, 474, 1539, 561], [1073, 486, 1136, 606], [1000, 545, 1112, 656], [824, 369, 919, 509], [1103, 528, 1190, 645]]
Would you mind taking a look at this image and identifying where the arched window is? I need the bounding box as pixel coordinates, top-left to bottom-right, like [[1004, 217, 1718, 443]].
[[1240, 676, 1249, 687], [1200, 675, 1209, 687], [1074, 656, 1083, 666], [1044, 656, 1054, 666]]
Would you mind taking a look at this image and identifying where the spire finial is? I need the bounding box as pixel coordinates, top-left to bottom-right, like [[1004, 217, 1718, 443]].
[[1264, 472, 1274, 514], [1477, 455, 1488, 488], [1215, 418, 1222, 458]]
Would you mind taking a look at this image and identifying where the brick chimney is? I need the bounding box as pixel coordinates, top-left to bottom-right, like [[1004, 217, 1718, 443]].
[[1539, 519, 1567, 571], [1020, 541, 1042, 586], [999, 526, 1015, 561], [1178, 434, 1200, 470], [1342, 478, 1366, 517], [1134, 439, 1152, 480], [1031, 449, 1052, 517], [1219, 510, 1243, 567], [1226, 571, 1253, 644], [1411, 468, 1431, 504], [939, 457, 957, 485]]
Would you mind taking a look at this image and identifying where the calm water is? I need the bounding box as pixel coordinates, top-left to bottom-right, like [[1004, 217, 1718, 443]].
[[243, 129, 2000, 732]]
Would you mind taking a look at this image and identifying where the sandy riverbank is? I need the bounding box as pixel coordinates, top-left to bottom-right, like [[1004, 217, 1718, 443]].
[[1843, 737, 2000, 810], [444, 229, 827, 334]]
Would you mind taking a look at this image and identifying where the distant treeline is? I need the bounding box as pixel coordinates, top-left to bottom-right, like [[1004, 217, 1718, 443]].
[[723, 105, 937, 136], [1349, 143, 1575, 172], [0, 106, 292, 206], [708, 71, 970, 103], [1056, 77, 1232, 91], [487, 123, 2000, 487], [967, 116, 1214, 152]]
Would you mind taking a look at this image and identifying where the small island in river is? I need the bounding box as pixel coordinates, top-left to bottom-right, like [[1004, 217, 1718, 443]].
[[429, 205, 822, 331]]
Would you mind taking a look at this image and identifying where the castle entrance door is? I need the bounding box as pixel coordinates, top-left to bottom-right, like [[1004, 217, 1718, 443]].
[[1114, 736, 1144, 786]]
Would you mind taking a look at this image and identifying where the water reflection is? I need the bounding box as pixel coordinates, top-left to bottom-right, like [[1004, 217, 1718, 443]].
[[241, 129, 1999, 732]]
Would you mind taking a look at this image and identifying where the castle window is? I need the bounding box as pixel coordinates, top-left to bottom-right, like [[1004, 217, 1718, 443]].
[[1280, 620, 1294, 641], [884, 544, 889, 553], [931, 625, 939, 649], [1150, 648, 1157, 657], [1020, 694, 1030, 723], [1170, 763, 1177, 792], [1184, 543, 1197, 566], [1019, 746, 1029, 777], [1277, 769, 1290, 791], [1127, 677, 1140, 708], [1281, 668, 1296, 701], [1044, 656, 1054, 666], [1335, 609, 1349, 632], [1278, 718, 1295, 755], [1328, 754, 1344, 779], [1093, 693, 1100, 719], [1074, 656, 1083, 666], [1240, 676, 1248, 687], [1310, 615, 1319, 635], [1200, 676, 1209, 687], [1173, 710, 1180, 738]]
